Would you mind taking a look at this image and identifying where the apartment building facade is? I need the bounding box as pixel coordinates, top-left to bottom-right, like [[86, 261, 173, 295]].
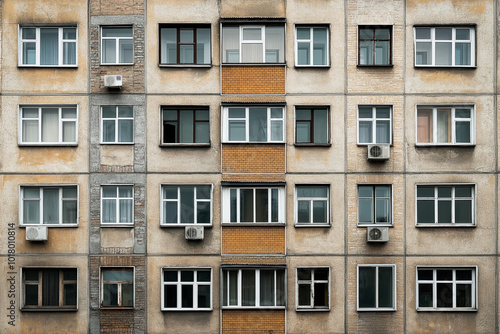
[[0, 0, 498, 333]]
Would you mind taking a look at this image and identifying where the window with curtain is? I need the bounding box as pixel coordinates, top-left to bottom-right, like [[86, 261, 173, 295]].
[[161, 185, 212, 226], [162, 268, 212, 311], [222, 268, 286, 308], [415, 27, 475, 67], [358, 106, 392, 144], [101, 106, 133, 143], [416, 105, 474, 145], [101, 186, 133, 225], [223, 187, 284, 224], [20, 106, 77, 145], [358, 26, 392, 66], [358, 185, 392, 226], [159, 25, 211, 65], [22, 268, 77, 310], [297, 268, 330, 310], [295, 107, 329, 144], [21, 186, 78, 226], [357, 264, 396, 311], [222, 25, 285, 63], [101, 268, 134, 308], [101, 26, 133, 64], [162, 107, 209, 144], [416, 184, 475, 226], [223, 106, 284, 143], [295, 26, 329, 66], [19, 26, 77, 67], [295, 185, 329, 225]]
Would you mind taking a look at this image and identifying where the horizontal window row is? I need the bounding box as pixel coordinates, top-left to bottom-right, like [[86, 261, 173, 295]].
[[19, 183, 476, 227], [17, 104, 476, 146], [18, 24, 475, 68], [20, 266, 477, 313]]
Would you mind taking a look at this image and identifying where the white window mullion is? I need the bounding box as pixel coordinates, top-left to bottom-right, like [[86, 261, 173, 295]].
[[58, 28, 63, 66], [245, 108, 249, 142], [176, 187, 181, 224], [451, 187, 456, 224], [431, 29, 435, 66], [433, 270, 437, 308], [375, 267, 379, 308], [255, 270, 260, 307], [452, 270, 457, 309], [434, 186, 439, 224], [35, 29, 41, 66], [39, 187, 45, 224]]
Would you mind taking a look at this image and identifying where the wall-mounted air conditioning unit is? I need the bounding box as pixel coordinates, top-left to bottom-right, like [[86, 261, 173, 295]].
[[26, 226, 48, 241], [367, 144, 390, 160], [104, 75, 122, 88], [366, 226, 389, 243], [185, 226, 204, 240]]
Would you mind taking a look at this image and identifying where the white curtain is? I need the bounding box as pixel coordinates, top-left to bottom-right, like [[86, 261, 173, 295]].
[[43, 188, 59, 224], [41, 108, 59, 142], [222, 27, 239, 62], [102, 199, 116, 223], [265, 26, 284, 62]]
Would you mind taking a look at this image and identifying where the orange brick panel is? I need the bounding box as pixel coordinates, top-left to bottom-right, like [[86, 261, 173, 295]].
[[222, 226, 285, 255], [222, 310, 285, 334], [222, 144, 285, 174], [100, 310, 134, 334], [222, 66, 285, 94]]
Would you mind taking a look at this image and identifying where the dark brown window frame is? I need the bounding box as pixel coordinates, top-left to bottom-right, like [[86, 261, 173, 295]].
[[295, 107, 331, 146], [162, 107, 210, 145], [358, 25, 393, 66], [159, 24, 211, 66]]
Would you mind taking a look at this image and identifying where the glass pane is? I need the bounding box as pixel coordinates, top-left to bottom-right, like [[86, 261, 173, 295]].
[[375, 198, 389, 223], [118, 119, 133, 142], [198, 285, 211, 308], [181, 271, 194, 282], [102, 39, 116, 63], [196, 28, 211, 64], [270, 120, 283, 141], [255, 189, 269, 222], [62, 108, 76, 119], [180, 45, 194, 64], [102, 106, 116, 118], [24, 200, 40, 224], [122, 284, 133, 307], [456, 29, 470, 40], [455, 43, 471, 65], [298, 283, 311, 306], [375, 28, 390, 39], [198, 270, 211, 282], [376, 107, 391, 118], [418, 269, 433, 280], [63, 42, 76, 65], [455, 200, 472, 224], [25, 285, 39, 306], [62, 121, 76, 142], [179, 29, 193, 43], [313, 283, 328, 307], [358, 267, 376, 308], [298, 186, 327, 198], [417, 109, 432, 143], [297, 122, 310, 143], [162, 28, 177, 64], [418, 283, 433, 307], [436, 109, 451, 143], [455, 109, 471, 118], [456, 284, 472, 307], [416, 42, 432, 65], [375, 186, 390, 197], [197, 201, 210, 224], [437, 187, 451, 198], [297, 268, 311, 280], [415, 26, 430, 38], [359, 121, 372, 143], [165, 285, 177, 308], [260, 271, 275, 306], [40, 28, 58, 66], [455, 186, 472, 197], [265, 26, 284, 63], [41, 108, 59, 142], [181, 285, 193, 308], [436, 28, 452, 40], [240, 189, 254, 223], [63, 283, 77, 306], [63, 269, 77, 280], [359, 28, 373, 39], [316, 269, 329, 280], [436, 269, 452, 280], [313, 28, 327, 65], [178, 110, 194, 143], [435, 42, 452, 66], [297, 42, 310, 65], [243, 28, 261, 40], [119, 39, 133, 63], [375, 41, 389, 65], [242, 43, 263, 63], [103, 269, 133, 281], [102, 283, 118, 306], [119, 185, 132, 197], [314, 109, 328, 143], [312, 201, 327, 223], [43, 188, 59, 224], [117, 106, 133, 118], [358, 186, 373, 198], [62, 200, 77, 224], [164, 202, 177, 224], [455, 121, 470, 143], [417, 186, 434, 197], [63, 28, 76, 40], [23, 28, 36, 39], [228, 271, 238, 306], [437, 200, 451, 223], [436, 283, 453, 307], [249, 108, 267, 142], [297, 28, 310, 40], [297, 201, 310, 223], [229, 121, 245, 141], [23, 42, 36, 65], [164, 271, 177, 282], [378, 267, 393, 308], [375, 120, 390, 144], [417, 200, 435, 223], [456, 270, 472, 280], [359, 198, 373, 223], [271, 189, 279, 222], [276, 270, 285, 306], [180, 187, 194, 223], [241, 270, 255, 306], [102, 27, 133, 37], [359, 41, 373, 65]]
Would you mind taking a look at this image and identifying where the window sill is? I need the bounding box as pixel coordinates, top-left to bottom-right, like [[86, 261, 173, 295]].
[[161, 308, 213, 312], [222, 141, 285, 145], [100, 63, 134, 66], [416, 224, 476, 228], [357, 143, 392, 147], [222, 63, 286, 67], [161, 224, 212, 228], [222, 306, 286, 310], [296, 308, 330, 312], [18, 65, 78, 69], [357, 64, 393, 68], [160, 143, 211, 148], [222, 223, 285, 227], [159, 64, 212, 68], [357, 224, 393, 228], [417, 308, 477, 312], [100, 307, 135, 310], [294, 143, 331, 147], [19, 143, 78, 147], [100, 142, 135, 145], [357, 308, 396, 312], [21, 308, 78, 312], [294, 224, 330, 228], [415, 144, 475, 147], [20, 224, 78, 228], [294, 65, 330, 69], [414, 65, 476, 69], [100, 224, 135, 228]]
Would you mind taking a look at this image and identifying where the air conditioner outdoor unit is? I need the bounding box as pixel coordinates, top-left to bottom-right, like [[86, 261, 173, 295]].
[[185, 226, 204, 240], [103, 75, 122, 88], [366, 226, 389, 242], [26, 226, 48, 241], [367, 144, 390, 160]]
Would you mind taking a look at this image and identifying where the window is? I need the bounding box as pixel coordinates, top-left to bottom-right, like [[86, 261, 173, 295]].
[[358, 106, 392, 144], [295, 107, 329, 144], [222, 268, 286, 308], [417, 267, 477, 311], [19, 26, 77, 67], [358, 185, 391, 226], [223, 106, 284, 143], [295, 186, 329, 225], [159, 25, 211, 65], [416, 105, 474, 145], [101, 268, 134, 308], [222, 25, 285, 63], [416, 185, 475, 226], [162, 107, 209, 144], [358, 26, 392, 66], [357, 264, 396, 311], [101, 26, 133, 64], [19, 105, 77, 145], [414, 27, 475, 67], [297, 268, 329, 310], [101, 186, 133, 225], [21, 186, 78, 226], [22, 268, 77, 310], [101, 106, 133, 143], [295, 26, 329, 66], [222, 186, 285, 224], [161, 185, 212, 226], [162, 268, 212, 311]]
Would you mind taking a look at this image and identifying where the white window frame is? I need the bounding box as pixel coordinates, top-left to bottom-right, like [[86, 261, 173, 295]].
[[294, 25, 330, 67], [415, 105, 475, 146], [357, 264, 397, 311], [294, 185, 330, 226], [19, 105, 78, 146], [100, 185, 134, 226], [415, 184, 476, 227], [21, 267, 78, 311], [101, 106, 134, 144], [160, 184, 213, 226], [161, 268, 213, 311], [222, 186, 285, 224], [357, 105, 393, 145], [100, 26, 134, 65], [416, 266, 477, 311], [18, 26, 78, 67], [414, 26, 475, 67], [100, 267, 135, 308], [357, 185, 392, 226], [296, 267, 330, 311], [221, 268, 286, 309], [222, 106, 285, 143], [20, 185, 79, 226]]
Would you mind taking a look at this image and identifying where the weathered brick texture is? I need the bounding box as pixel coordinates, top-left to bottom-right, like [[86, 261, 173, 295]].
[[91, 0, 144, 15], [222, 66, 285, 94], [222, 226, 285, 254], [222, 144, 285, 174], [222, 310, 285, 334]]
